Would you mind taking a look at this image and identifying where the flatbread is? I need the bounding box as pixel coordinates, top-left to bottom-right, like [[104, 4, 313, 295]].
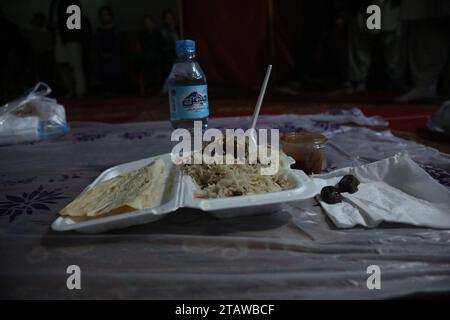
[[60, 159, 166, 217]]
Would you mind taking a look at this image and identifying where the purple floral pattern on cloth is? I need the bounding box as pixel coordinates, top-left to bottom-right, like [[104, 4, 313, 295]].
[[310, 120, 342, 132], [272, 123, 308, 133], [72, 132, 107, 143], [120, 130, 155, 140], [0, 185, 68, 222], [47, 173, 81, 183], [421, 165, 450, 188]]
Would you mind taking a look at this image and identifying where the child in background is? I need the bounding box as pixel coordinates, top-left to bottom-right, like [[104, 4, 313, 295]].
[[160, 10, 179, 94], [137, 15, 164, 94], [95, 6, 121, 93], [28, 13, 53, 84]]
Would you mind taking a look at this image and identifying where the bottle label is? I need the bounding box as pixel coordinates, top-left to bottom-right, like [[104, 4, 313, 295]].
[[168, 85, 209, 120]]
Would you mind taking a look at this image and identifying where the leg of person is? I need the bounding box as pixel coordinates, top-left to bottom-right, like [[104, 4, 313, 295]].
[[56, 63, 75, 97], [65, 42, 86, 98], [54, 33, 74, 97], [382, 28, 404, 91], [347, 13, 372, 92], [442, 58, 450, 93], [397, 18, 450, 102]]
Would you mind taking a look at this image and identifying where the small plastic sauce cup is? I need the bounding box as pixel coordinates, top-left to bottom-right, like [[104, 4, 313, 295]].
[[281, 132, 327, 175]]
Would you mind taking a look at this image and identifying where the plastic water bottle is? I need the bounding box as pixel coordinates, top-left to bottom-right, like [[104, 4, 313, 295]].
[[168, 40, 209, 131]]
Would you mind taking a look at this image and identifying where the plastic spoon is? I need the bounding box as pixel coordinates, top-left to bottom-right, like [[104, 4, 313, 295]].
[[250, 65, 272, 145]]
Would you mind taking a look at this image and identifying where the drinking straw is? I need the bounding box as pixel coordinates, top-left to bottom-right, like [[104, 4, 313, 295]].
[[250, 64, 272, 131]]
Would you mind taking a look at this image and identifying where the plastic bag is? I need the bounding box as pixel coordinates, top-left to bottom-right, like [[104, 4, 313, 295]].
[[0, 82, 69, 145]]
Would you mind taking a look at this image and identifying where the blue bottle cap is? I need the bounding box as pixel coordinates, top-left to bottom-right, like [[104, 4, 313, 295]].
[[176, 39, 196, 56]]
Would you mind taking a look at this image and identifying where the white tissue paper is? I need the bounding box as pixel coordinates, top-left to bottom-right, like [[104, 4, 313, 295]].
[[312, 152, 450, 229]]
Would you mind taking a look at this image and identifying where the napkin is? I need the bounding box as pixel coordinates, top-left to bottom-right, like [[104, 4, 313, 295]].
[[312, 153, 450, 229]]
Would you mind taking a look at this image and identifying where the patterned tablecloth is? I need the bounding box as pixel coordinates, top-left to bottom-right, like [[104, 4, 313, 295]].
[[1, 109, 450, 299]]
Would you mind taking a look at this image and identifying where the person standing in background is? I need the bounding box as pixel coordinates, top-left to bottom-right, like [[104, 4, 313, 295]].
[[160, 9, 179, 94], [95, 6, 121, 94], [137, 15, 164, 92], [345, 0, 403, 93], [0, 9, 31, 101], [279, 0, 348, 95], [49, 0, 91, 98], [396, 0, 450, 103], [28, 13, 53, 85]]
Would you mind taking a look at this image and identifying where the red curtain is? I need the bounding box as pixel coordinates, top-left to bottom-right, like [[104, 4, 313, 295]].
[[181, 0, 271, 87], [181, 0, 304, 87]]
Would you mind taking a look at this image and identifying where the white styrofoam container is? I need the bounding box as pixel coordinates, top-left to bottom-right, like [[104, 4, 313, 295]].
[[51, 153, 319, 233]]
